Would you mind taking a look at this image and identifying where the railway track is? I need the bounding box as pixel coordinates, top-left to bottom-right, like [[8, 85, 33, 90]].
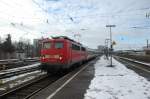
[[0, 58, 98, 99], [0, 58, 39, 71], [115, 56, 150, 73], [0, 74, 61, 99], [0, 70, 68, 99], [0, 58, 39, 63], [0, 63, 40, 79]]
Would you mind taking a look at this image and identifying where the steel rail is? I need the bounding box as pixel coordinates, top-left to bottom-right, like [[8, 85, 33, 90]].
[[115, 56, 150, 73], [0, 64, 40, 79]]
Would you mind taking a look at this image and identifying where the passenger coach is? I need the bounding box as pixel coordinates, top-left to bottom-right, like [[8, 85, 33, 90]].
[[40, 36, 87, 72]]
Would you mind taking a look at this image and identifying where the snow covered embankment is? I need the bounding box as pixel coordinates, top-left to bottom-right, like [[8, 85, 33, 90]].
[[84, 56, 150, 99]]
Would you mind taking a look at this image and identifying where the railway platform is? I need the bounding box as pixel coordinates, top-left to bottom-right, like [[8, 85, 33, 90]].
[[30, 58, 98, 99], [30, 56, 150, 99]]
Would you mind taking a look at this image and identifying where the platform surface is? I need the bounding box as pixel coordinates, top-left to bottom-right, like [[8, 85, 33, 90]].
[[31, 59, 97, 99]]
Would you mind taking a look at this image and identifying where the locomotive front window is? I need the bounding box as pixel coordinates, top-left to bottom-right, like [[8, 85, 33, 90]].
[[55, 42, 63, 49], [43, 42, 51, 49]]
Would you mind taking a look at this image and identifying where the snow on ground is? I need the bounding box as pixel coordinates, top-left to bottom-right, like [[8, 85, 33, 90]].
[[118, 56, 150, 66], [0, 63, 40, 75], [8, 71, 46, 89], [0, 71, 46, 91], [84, 56, 150, 99], [1, 70, 44, 84]]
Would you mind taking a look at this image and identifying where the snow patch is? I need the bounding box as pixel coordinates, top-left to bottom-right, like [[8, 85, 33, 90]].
[[0, 87, 6, 91], [84, 56, 150, 99], [1, 70, 42, 84]]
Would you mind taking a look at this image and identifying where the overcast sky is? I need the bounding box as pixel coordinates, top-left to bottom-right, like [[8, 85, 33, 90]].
[[0, 0, 150, 49]]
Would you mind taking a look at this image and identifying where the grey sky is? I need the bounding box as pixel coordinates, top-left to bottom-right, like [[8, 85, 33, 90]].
[[0, 0, 150, 49]]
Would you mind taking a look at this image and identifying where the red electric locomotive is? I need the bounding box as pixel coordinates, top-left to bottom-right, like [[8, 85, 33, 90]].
[[40, 36, 87, 72]]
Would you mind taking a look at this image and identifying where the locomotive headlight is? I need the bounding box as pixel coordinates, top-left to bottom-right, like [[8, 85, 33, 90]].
[[42, 55, 45, 59], [59, 56, 62, 60]]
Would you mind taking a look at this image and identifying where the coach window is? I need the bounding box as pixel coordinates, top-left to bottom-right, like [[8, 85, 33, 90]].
[[55, 42, 63, 49], [72, 44, 80, 51], [81, 47, 86, 51], [43, 42, 51, 49], [72, 44, 75, 50]]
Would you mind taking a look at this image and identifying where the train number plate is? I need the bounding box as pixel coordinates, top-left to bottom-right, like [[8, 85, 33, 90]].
[[45, 55, 59, 58], [54, 55, 59, 58], [45, 55, 50, 58]]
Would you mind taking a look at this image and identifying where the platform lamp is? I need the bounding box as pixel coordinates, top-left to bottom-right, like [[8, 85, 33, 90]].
[[106, 25, 116, 67], [105, 38, 110, 59]]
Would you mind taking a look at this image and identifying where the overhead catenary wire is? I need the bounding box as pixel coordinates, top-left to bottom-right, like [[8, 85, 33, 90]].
[[0, 0, 149, 24], [0, 0, 149, 33], [0, 0, 47, 22], [0, 0, 31, 16]]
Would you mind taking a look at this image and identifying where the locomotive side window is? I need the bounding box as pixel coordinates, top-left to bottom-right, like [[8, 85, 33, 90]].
[[55, 42, 63, 49], [81, 47, 86, 51], [43, 42, 51, 49], [72, 44, 80, 51]]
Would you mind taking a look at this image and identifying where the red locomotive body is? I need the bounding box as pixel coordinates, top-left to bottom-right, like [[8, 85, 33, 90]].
[[40, 36, 87, 72]]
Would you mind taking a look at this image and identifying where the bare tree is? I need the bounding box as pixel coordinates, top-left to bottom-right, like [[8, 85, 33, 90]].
[[1, 34, 15, 58]]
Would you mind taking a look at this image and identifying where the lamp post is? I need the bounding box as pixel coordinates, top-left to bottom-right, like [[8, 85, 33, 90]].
[[147, 39, 149, 48], [105, 38, 110, 59], [106, 25, 116, 67]]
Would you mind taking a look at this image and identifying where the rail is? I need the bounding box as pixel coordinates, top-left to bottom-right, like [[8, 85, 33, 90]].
[[114, 56, 150, 74], [0, 58, 40, 70], [0, 57, 98, 99], [0, 63, 40, 79], [115, 56, 150, 67]]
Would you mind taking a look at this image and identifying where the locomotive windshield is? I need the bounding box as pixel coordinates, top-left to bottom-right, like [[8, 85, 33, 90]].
[[43, 42, 51, 49], [55, 42, 63, 49]]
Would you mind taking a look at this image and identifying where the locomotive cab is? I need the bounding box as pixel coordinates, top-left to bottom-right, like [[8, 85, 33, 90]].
[[41, 39, 68, 71], [41, 41, 65, 61]]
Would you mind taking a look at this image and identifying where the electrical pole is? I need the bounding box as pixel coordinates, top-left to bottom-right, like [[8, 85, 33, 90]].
[[147, 39, 149, 48], [106, 25, 116, 67], [105, 38, 110, 59]]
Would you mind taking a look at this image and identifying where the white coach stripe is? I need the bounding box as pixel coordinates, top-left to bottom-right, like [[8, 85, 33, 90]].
[[46, 64, 88, 99]]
